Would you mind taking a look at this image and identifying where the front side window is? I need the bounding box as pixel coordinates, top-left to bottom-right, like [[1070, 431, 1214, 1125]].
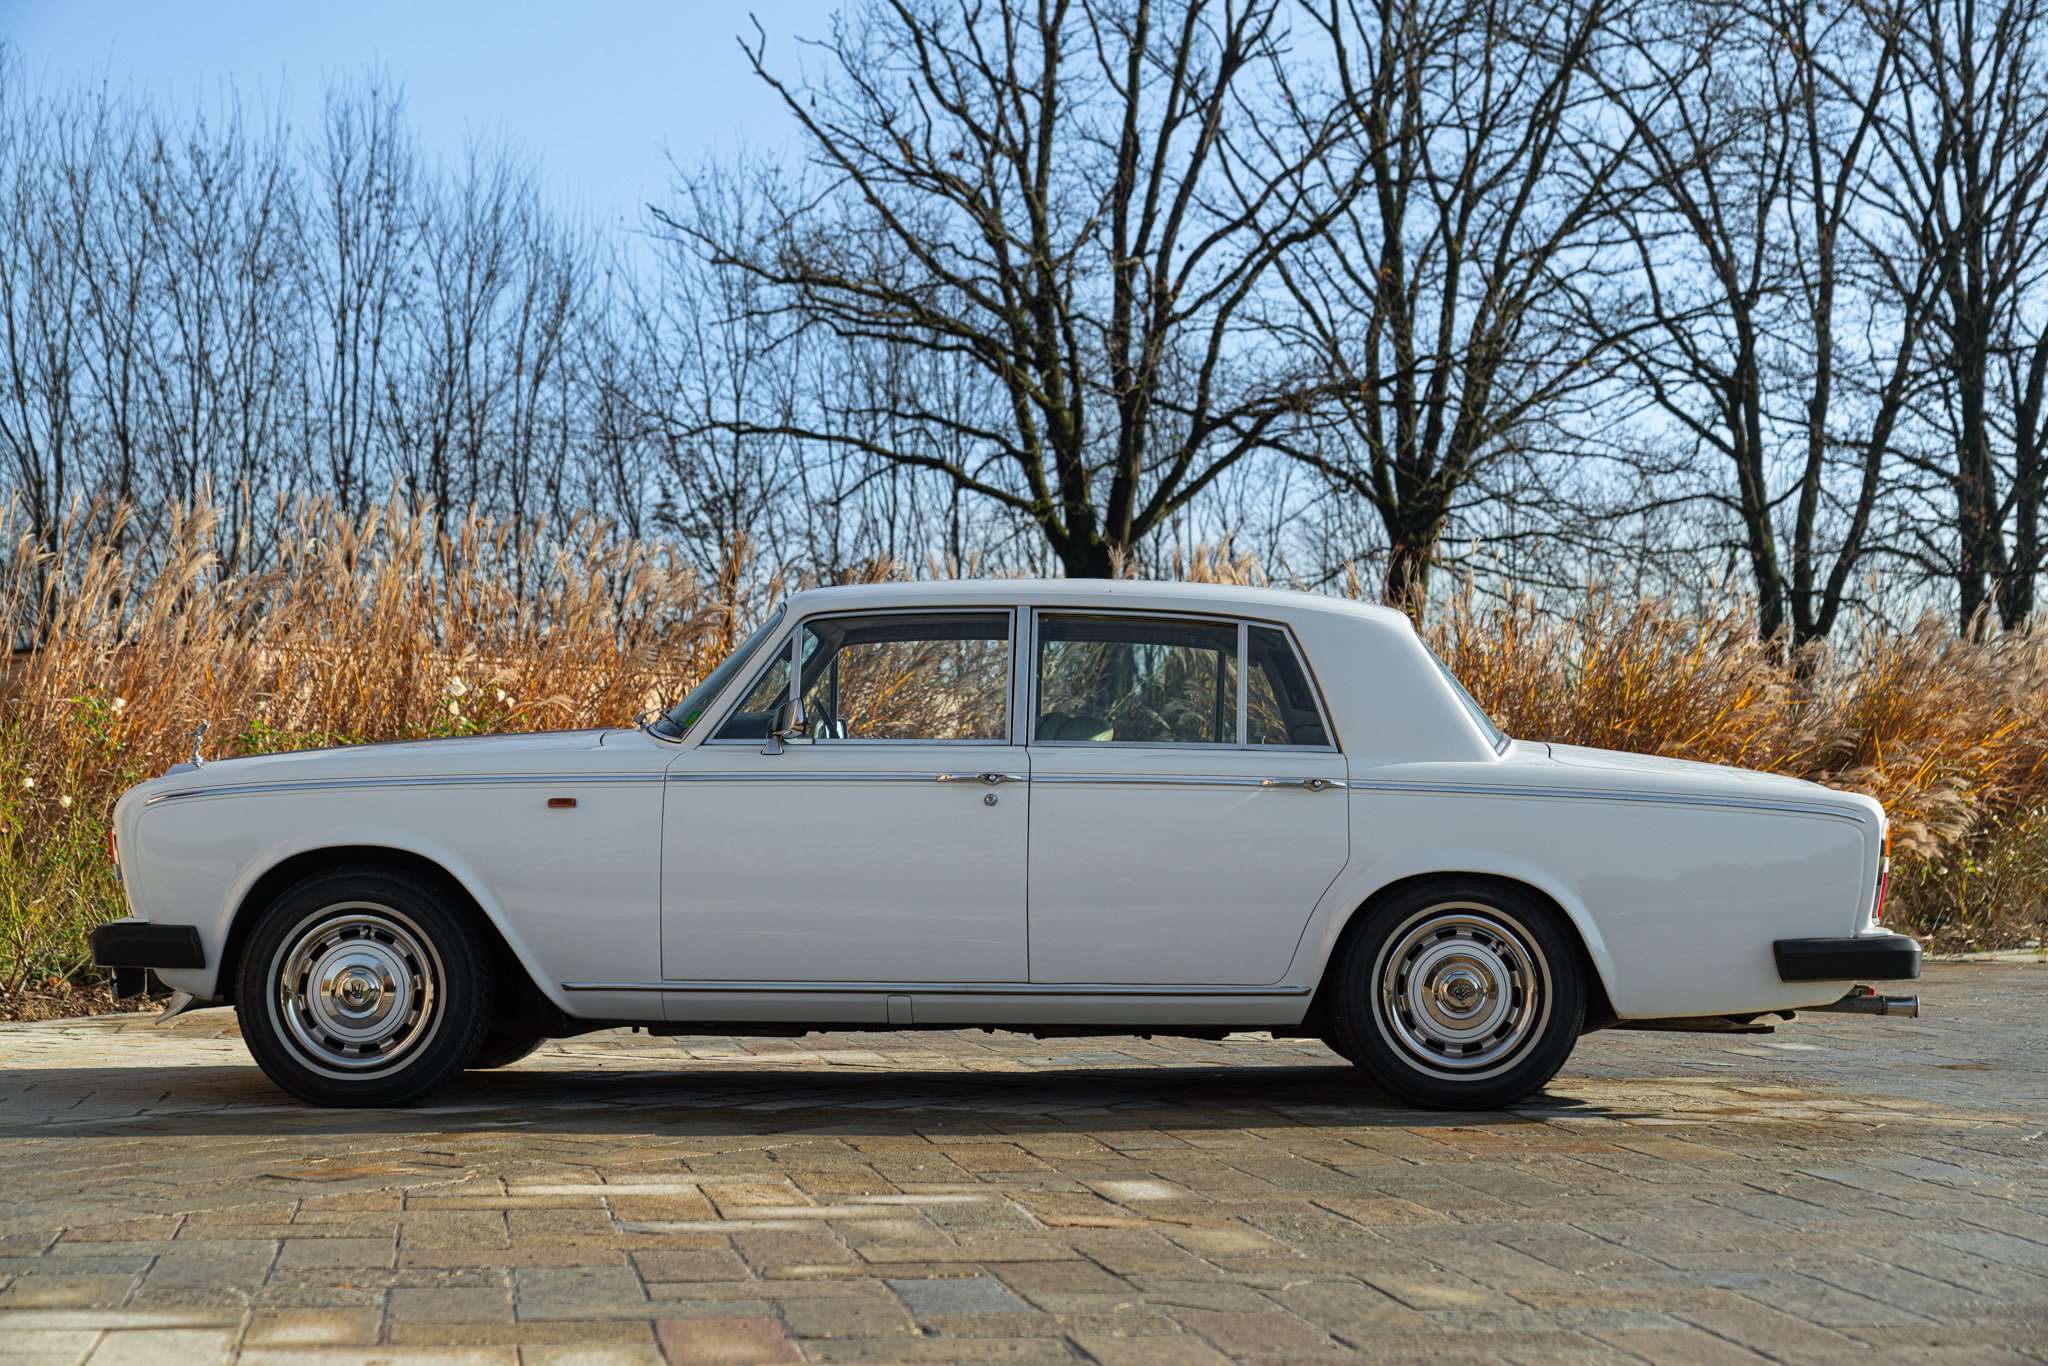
[[653, 606, 784, 740], [714, 611, 1011, 742], [1036, 615, 1237, 744]]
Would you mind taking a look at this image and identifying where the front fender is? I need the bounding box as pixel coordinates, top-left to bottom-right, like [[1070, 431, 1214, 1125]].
[[121, 778, 665, 1021]]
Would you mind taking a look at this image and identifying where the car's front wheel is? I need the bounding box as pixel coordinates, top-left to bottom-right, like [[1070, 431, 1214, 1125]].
[[235, 866, 492, 1107], [1326, 879, 1584, 1110], [469, 1028, 546, 1070]]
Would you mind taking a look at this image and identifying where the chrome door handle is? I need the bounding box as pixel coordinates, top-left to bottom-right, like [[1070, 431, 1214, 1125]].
[[1259, 777, 1347, 791], [936, 772, 1026, 785]]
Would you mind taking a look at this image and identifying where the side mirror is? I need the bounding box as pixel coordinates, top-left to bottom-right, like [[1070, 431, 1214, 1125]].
[[761, 695, 807, 756]]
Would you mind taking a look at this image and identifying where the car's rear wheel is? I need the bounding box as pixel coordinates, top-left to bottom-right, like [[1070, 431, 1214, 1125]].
[[1326, 879, 1584, 1110], [235, 866, 492, 1107]]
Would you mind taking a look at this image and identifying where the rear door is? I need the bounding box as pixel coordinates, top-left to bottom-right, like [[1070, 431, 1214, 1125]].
[[1024, 613, 1349, 985]]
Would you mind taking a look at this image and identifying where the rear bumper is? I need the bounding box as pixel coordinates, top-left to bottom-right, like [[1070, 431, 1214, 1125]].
[[91, 920, 206, 1000], [91, 920, 205, 970], [1773, 933, 1921, 983]]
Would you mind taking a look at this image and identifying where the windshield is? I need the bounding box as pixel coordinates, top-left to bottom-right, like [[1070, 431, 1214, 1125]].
[[1427, 648, 1511, 754], [648, 605, 785, 741]]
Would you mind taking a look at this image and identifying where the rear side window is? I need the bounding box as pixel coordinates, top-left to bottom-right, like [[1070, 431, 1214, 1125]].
[[1246, 625, 1330, 747], [1036, 615, 1237, 745], [1428, 648, 1510, 753]]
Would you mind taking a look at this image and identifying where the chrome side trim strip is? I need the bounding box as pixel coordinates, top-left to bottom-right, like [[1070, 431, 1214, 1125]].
[[1029, 774, 1347, 791], [561, 980, 1312, 997], [1349, 780, 1867, 822], [144, 772, 665, 805], [664, 771, 997, 784]]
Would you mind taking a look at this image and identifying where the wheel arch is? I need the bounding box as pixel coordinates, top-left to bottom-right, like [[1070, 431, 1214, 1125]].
[[218, 844, 550, 1022], [1302, 870, 1618, 1034]]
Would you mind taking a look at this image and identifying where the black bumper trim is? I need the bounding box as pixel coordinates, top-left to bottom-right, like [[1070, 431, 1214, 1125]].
[[90, 921, 205, 971], [1774, 933, 1921, 982]]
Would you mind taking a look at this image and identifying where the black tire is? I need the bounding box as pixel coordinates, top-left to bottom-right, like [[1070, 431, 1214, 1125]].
[[469, 1029, 545, 1070], [234, 865, 493, 1107], [1326, 878, 1584, 1110]]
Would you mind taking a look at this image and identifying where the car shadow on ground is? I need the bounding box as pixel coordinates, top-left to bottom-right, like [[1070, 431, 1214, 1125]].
[[0, 1057, 1649, 1139]]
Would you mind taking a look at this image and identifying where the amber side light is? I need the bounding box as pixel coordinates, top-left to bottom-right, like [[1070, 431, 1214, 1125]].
[[107, 828, 118, 864], [547, 797, 578, 809]]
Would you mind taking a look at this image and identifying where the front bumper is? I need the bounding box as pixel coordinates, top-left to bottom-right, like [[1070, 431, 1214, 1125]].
[[90, 919, 205, 998], [1773, 933, 1922, 982]]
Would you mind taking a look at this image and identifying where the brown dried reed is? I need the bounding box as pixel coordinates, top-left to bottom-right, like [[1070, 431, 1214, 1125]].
[[1, 504, 2039, 1014]]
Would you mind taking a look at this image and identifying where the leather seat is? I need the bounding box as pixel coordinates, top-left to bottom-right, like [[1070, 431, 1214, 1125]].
[[1055, 714, 1113, 743]]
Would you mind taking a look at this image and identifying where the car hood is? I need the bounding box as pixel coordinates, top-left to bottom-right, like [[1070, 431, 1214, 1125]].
[[135, 728, 621, 794]]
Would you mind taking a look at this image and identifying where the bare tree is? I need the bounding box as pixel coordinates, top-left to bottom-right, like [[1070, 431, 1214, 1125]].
[[1270, 0, 1648, 616], [1870, 0, 2048, 630], [307, 80, 414, 517], [669, 0, 1361, 577], [0, 62, 89, 547], [1595, 0, 1930, 644], [130, 100, 302, 554]]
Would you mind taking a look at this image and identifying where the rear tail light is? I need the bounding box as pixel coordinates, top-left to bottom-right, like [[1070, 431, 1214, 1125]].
[[1872, 825, 1890, 926]]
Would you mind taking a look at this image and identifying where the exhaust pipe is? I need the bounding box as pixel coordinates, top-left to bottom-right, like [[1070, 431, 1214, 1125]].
[[1814, 985, 1920, 1019]]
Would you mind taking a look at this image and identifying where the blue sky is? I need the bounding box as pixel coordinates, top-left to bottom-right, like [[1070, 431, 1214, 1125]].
[[0, 1, 840, 228]]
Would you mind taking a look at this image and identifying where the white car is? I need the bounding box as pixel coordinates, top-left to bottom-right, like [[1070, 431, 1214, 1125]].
[[93, 580, 1920, 1109]]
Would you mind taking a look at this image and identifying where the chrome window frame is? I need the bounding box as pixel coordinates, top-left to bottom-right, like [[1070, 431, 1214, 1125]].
[[1243, 620, 1341, 752], [700, 605, 1023, 748], [1023, 607, 1341, 754]]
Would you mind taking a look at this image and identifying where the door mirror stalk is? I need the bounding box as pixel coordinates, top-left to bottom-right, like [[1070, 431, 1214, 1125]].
[[761, 696, 807, 755]]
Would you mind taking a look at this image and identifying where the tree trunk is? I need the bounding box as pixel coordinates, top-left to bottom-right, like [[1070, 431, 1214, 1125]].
[[1382, 524, 1439, 620], [1061, 537, 1118, 579]]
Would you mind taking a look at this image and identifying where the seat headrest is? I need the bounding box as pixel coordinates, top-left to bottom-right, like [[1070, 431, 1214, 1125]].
[[1056, 714, 1114, 742]]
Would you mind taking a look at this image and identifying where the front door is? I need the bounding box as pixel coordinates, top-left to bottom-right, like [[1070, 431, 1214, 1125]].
[[1024, 612, 1351, 985], [661, 609, 1028, 983]]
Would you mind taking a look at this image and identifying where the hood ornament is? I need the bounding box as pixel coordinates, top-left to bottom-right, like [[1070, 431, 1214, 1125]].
[[190, 721, 210, 767]]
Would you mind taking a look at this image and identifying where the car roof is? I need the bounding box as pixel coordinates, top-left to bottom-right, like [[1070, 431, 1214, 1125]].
[[779, 577, 1413, 629]]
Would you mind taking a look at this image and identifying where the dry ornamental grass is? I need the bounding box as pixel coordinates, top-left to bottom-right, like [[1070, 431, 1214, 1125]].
[[0, 502, 2040, 1017]]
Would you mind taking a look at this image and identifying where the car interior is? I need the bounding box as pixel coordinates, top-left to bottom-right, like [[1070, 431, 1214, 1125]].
[[710, 609, 1330, 747]]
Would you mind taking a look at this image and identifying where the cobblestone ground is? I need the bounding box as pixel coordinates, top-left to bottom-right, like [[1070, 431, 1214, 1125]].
[[0, 959, 2042, 1365]]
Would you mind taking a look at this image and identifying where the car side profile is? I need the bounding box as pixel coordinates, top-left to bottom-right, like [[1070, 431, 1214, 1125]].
[[91, 580, 1922, 1109]]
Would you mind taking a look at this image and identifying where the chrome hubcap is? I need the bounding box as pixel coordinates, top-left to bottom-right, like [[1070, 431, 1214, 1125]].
[[273, 906, 441, 1073], [1377, 905, 1546, 1074]]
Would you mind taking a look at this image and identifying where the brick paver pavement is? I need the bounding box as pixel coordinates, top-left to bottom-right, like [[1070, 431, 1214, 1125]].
[[0, 959, 2042, 1364]]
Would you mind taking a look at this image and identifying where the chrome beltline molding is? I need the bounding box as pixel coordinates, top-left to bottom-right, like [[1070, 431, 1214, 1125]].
[[143, 769, 1852, 822], [1029, 774, 1345, 790], [561, 979, 1311, 996], [1349, 779, 1868, 822], [666, 771, 1012, 784], [144, 772, 664, 804]]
